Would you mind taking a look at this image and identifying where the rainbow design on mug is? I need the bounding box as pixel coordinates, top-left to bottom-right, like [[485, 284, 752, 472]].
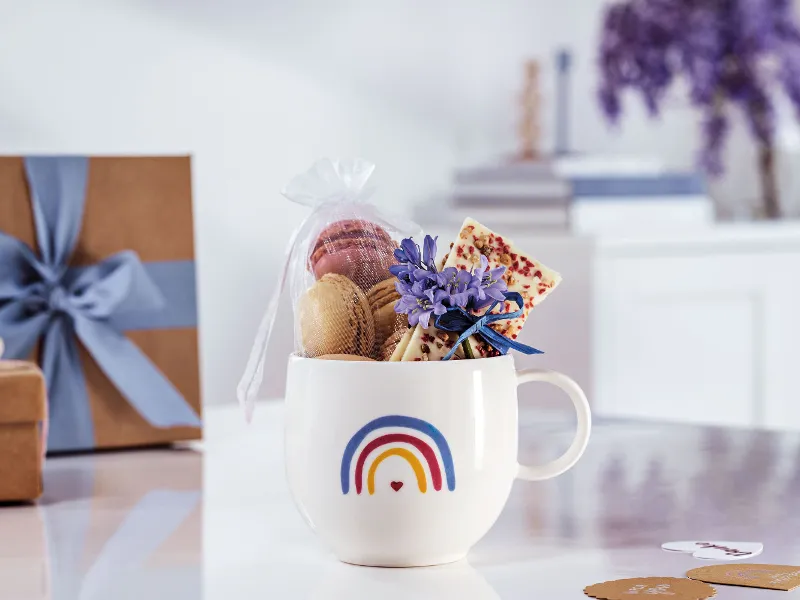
[[340, 415, 456, 495]]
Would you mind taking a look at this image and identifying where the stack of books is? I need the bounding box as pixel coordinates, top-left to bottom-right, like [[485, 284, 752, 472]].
[[418, 160, 572, 230], [417, 156, 714, 234], [562, 162, 713, 234]]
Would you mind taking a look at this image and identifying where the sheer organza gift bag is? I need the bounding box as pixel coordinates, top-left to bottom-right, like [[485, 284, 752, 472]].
[[237, 158, 421, 419]]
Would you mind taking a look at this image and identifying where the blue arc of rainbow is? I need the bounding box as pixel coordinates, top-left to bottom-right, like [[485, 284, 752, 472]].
[[340, 415, 456, 494]]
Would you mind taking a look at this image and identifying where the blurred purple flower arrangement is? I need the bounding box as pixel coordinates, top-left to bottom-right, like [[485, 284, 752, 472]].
[[598, 0, 800, 219]]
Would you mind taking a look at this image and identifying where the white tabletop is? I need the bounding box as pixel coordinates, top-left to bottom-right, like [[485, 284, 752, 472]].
[[2, 402, 799, 599]]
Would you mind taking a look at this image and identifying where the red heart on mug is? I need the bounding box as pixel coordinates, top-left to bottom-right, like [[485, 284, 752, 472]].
[[390, 481, 403, 491]]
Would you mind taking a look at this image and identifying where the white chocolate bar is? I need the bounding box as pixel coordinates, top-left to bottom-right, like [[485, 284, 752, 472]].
[[389, 328, 413, 361], [399, 324, 461, 361]]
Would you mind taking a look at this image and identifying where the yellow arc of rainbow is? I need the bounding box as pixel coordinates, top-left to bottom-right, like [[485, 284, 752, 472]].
[[367, 447, 427, 495]]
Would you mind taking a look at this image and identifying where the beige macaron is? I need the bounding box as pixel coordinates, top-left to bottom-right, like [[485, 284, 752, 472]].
[[367, 278, 408, 353], [377, 328, 407, 361], [367, 278, 399, 310], [316, 354, 376, 361], [298, 274, 375, 358]]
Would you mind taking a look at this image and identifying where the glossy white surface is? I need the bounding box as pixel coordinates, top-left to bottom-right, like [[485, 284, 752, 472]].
[[283, 356, 590, 566], [2, 402, 800, 598]]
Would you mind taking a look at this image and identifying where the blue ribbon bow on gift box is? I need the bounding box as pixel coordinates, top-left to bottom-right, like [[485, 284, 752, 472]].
[[0, 157, 201, 452]]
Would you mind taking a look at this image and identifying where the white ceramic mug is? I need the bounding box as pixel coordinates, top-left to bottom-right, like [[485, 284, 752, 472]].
[[284, 354, 591, 567]]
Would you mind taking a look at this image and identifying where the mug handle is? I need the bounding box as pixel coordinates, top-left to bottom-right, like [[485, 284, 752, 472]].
[[515, 368, 592, 481]]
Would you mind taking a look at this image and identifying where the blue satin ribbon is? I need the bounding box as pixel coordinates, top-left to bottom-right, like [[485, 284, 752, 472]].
[[434, 291, 543, 360], [0, 156, 201, 452]]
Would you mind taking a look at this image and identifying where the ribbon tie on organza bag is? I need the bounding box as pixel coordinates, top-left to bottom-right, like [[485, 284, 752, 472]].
[[0, 157, 200, 452], [237, 158, 422, 420], [434, 292, 542, 361]]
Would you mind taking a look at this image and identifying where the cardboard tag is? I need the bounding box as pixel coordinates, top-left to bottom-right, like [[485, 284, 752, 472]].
[[662, 540, 763, 561], [688, 564, 800, 591], [585, 577, 716, 599]]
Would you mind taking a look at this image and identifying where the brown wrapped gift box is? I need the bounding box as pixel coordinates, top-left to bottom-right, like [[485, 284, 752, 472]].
[[0, 361, 46, 501], [0, 157, 202, 451]]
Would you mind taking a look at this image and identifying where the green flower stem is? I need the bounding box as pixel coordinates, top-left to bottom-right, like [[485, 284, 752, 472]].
[[461, 340, 475, 359]]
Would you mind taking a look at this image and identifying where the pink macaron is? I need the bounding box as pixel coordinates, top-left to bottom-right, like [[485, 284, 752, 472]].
[[309, 219, 398, 291]]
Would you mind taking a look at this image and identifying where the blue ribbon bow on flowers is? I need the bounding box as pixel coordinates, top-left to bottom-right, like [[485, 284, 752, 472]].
[[0, 157, 200, 452], [434, 292, 543, 361]]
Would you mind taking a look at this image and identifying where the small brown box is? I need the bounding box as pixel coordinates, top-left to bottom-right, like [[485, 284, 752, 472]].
[[0, 360, 46, 502]]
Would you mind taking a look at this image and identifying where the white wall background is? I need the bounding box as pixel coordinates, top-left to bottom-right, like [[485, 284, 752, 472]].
[[0, 0, 795, 406]]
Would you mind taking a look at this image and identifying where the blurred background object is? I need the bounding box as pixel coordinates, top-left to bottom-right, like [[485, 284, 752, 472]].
[[597, 0, 800, 220], [518, 59, 543, 162], [2, 0, 800, 429]]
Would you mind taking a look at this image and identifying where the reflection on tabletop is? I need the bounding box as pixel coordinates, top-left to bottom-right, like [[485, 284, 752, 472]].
[[469, 416, 800, 596], [3, 406, 800, 599], [310, 561, 500, 600], [0, 449, 201, 600], [514, 420, 800, 558]]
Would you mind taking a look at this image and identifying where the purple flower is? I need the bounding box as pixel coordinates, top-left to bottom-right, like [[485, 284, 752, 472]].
[[394, 238, 421, 266], [434, 267, 476, 308], [596, 0, 800, 193], [394, 278, 414, 297], [422, 235, 438, 272], [472, 255, 508, 309], [392, 235, 515, 323], [393, 235, 438, 271], [391, 235, 439, 283], [388, 262, 415, 283], [395, 278, 447, 329]]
